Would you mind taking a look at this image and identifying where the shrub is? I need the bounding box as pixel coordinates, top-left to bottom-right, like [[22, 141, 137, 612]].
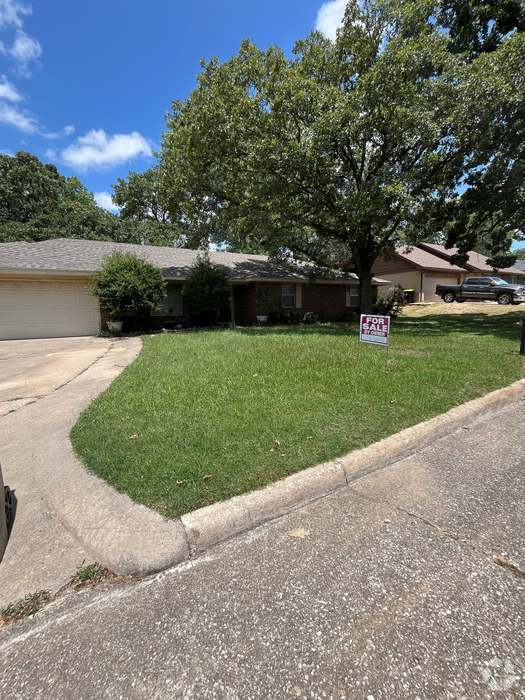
[[373, 286, 405, 318], [302, 312, 318, 324], [267, 309, 302, 325], [183, 253, 230, 326], [92, 251, 167, 320]]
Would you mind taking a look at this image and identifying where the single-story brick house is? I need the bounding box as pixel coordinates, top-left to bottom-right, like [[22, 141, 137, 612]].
[[373, 243, 525, 303], [0, 238, 390, 340]]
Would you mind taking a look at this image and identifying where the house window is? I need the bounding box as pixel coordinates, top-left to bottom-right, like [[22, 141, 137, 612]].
[[281, 284, 296, 308], [153, 287, 183, 316], [346, 287, 359, 307]]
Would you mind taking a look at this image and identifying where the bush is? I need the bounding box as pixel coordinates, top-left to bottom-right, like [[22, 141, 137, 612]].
[[373, 286, 405, 318], [92, 252, 167, 321], [183, 253, 230, 326], [267, 309, 303, 325], [302, 312, 318, 324]]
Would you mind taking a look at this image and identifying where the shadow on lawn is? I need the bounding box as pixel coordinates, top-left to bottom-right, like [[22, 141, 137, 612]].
[[236, 310, 523, 343], [395, 311, 523, 341]]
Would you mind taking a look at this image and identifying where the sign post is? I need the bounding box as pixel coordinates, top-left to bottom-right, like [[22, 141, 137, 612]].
[[359, 314, 391, 348]]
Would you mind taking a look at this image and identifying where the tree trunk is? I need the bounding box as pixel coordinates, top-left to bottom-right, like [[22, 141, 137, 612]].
[[358, 268, 374, 314]]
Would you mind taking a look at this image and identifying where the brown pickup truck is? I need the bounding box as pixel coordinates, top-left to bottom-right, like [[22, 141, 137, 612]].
[[436, 277, 525, 305]]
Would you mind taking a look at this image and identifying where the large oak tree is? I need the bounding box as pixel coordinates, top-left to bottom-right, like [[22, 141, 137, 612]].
[[160, 0, 524, 310]]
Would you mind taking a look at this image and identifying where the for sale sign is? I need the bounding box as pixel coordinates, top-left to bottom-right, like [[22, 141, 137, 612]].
[[360, 314, 391, 346]]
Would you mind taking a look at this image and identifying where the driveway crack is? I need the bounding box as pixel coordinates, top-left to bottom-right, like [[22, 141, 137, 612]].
[[0, 342, 114, 420], [348, 486, 524, 583]]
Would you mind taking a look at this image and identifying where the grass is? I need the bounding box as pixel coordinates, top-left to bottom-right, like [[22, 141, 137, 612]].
[[0, 563, 124, 627], [71, 309, 524, 519], [0, 591, 51, 625], [69, 563, 114, 588]]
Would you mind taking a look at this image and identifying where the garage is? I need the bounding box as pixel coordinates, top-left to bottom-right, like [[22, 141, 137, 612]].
[[422, 274, 462, 302], [0, 280, 101, 341]]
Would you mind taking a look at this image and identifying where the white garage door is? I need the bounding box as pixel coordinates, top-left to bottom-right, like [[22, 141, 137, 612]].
[[0, 280, 101, 340], [422, 275, 460, 302]]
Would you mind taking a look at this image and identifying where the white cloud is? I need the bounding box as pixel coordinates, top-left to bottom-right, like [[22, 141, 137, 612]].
[[4, 30, 41, 74], [94, 191, 119, 213], [42, 124, 76, 140], [0, 2, 41, 76], [315, 0, 347, 41], [0, 100, 37, 131], [0, 0, 31, 30], [60, 129, 153, 171], [0, 74, 21, 100]]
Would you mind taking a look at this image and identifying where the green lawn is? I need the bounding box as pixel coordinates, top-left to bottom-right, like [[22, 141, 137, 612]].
[[71, 310, 524, 518]]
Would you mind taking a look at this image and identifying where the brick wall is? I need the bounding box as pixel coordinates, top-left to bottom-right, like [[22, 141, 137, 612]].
[[245, 282, 363, 323], [302, 283, 349, 320], [124, 280, 376, 330]]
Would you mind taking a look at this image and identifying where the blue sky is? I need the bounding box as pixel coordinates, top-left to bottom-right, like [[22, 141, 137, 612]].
[[0, 0, 347, 212]]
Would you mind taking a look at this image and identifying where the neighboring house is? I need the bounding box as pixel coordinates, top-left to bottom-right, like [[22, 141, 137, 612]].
[[513, 260, 525, 274], [373, 243, 525, 303], [0, 239, 390, 340], [372, 246, 466, 302], [418, 243, 525, 286]]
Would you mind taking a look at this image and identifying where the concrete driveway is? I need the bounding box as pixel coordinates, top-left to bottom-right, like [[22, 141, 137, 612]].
[[0, 337, 110, 417], [0, 336, 124, 606]]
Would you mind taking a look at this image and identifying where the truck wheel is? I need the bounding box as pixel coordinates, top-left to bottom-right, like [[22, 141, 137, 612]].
[[497, 293, 512, 305], [442, 292, 455, 303]]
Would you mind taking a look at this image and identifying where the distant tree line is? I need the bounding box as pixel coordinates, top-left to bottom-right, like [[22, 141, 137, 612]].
[[0, 152, 186, 247]]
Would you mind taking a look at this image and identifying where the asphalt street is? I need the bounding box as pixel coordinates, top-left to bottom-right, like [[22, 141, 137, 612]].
[[0, 400, 524, 698]]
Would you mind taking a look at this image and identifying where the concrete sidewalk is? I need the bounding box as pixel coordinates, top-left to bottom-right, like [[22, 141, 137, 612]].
[[1, 400, 523, 698]]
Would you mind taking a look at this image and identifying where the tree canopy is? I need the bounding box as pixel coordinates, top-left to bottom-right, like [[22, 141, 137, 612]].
[[0, 151, 117, 243], [159, 0, 525, 309], [437, 0, 525, 56], [113, 167, 169, 224], [0, 152, 185, 248]]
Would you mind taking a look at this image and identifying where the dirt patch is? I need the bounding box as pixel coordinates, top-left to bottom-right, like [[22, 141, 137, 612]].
[[0, 563, 135, 628], [0, 591, 52, 626], [402, 302, 525, 318]]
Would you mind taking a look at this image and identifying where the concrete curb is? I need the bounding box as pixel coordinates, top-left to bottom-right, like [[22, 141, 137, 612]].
[[179, 378, 525, 555], [43, 338, 191, 576]]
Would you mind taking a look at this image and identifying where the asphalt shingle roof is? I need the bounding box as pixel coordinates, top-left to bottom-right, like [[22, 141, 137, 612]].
[[0, 238, 311, 281], [395, 246, 466, 272], [418, 243, 525, 277], [0, 238, 390, 285]]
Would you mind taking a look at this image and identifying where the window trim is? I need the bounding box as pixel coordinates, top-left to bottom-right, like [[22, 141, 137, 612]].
[[346, 287, 360, 307], [281, 284, 296, 309]]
